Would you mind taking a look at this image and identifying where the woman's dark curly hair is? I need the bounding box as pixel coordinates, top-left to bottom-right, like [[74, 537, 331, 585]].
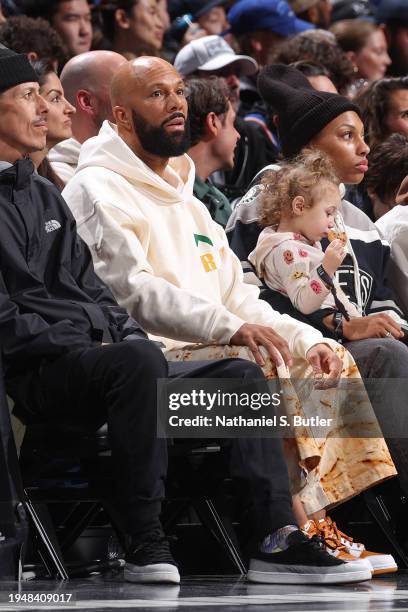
[[272, 30, 355, 95], [354, 77, 408, 148]]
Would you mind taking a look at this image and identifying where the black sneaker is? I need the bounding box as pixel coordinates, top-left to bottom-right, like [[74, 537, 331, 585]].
[[248, 530, 372, 584], [124, 528, 180, 584]]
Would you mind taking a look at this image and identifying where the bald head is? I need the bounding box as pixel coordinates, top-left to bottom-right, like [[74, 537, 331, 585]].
[[61, 51, 127, 104], [59, 50, 127, 143], [111, 56, 180, 108], [110, 56, 190, 167]]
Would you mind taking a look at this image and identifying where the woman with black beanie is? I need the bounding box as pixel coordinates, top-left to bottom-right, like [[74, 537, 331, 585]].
[[227, 63, 408, 575]]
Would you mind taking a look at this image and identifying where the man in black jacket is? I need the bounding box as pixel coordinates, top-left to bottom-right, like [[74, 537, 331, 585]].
[[0, 45, 372, 587]]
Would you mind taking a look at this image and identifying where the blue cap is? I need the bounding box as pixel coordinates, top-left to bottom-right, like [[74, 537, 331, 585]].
[[375, 0, 408, 24], [228, 0, 314, 36]]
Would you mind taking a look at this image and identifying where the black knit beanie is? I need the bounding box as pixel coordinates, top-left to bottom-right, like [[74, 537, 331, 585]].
[[258, 64, 361, 158], [0, 44, 39, 94]]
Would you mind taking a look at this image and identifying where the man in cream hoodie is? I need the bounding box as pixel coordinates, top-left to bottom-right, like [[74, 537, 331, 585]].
[[62, 58, 396, 579], [63, 56, 337, 376]]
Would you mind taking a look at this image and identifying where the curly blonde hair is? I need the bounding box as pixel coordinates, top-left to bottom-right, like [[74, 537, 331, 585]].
[[259, 150, 340, 228]]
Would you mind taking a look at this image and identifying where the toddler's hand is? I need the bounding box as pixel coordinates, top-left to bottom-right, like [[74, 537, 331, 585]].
[[322, 239, 346, 277]]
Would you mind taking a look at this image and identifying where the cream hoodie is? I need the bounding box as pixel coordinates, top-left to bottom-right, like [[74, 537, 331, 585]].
[[49, 137, 81, 183], [62, 121, 324, 357]]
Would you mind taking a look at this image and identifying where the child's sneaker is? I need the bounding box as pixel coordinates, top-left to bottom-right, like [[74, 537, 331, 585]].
[[311, 517, 397, 576]]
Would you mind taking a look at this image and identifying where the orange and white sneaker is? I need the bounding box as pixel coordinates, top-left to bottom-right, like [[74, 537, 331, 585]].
[[323, 517, 398, 576], [305, 517, 397, 576], [302, 520, 370, 565]]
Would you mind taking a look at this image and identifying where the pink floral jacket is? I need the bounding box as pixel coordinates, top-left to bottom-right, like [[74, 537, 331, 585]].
[[248, 228, 359, 317]]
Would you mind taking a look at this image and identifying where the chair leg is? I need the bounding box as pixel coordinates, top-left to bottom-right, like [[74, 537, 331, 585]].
[[59, 501, 101, 553], [364, 489, 408, 569], [24, 492, 68, 580], [194, 497, 247, 575]]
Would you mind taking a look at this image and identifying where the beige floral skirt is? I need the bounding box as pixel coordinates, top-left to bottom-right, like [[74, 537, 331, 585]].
[[165, 341, 396, 515]]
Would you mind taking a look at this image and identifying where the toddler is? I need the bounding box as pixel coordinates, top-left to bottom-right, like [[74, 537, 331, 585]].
[[248, 151, 359, 319]]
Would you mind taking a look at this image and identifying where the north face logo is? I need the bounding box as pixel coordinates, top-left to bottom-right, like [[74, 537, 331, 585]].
[[45, 219, 61, 233]]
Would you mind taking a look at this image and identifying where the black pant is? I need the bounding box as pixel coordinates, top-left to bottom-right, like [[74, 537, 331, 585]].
[[29, 340, 295, 538]]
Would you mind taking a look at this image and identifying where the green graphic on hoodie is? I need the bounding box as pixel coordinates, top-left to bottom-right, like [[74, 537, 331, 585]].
[[194, 234, 214, 247]]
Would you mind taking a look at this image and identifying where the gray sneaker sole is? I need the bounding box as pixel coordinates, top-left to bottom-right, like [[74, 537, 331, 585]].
[[247, 560, 372, 585], [124, 562, 180, 584]]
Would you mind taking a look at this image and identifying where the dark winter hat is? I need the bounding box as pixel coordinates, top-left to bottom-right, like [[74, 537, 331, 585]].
[[258, 64, 360, 157], [0, 44, 39, 94]]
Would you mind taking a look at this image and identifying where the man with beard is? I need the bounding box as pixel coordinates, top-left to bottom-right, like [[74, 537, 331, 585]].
[[49, 50, 127, 184], [62, 56, 338, 380]]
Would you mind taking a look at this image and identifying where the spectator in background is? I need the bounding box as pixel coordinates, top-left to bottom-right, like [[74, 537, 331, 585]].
[[347, 134, 408, 221], [30, 59, 75, 190], [376, 176, 408, 317], [167, 0, 229, 40], [330, 20, 391, 94], [228, 0, 314, 70], [157, 0, 170, 31], [354, 77, 408, 148], [49, 50, 126, 183], [290, 60, 337, 92], [0, 16, 67, 71], [23, 0, 92, 58], [185, 0, 229, 37], [289, 0, 332, 29], [226, 0, 315, 157], [98, 0, 165, 59], [187, 77, 239, 226], [365, 135, 408, 220], [175, 35, 277, 203], [174, 35, 257, 112], [375, 0, 408, 77], [272, 29, 354, 95]]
